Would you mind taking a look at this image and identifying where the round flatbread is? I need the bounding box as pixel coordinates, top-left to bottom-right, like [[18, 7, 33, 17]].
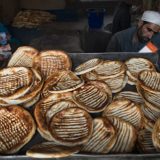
[[73, 80, 112, 113], [0, 105, 36, 154], [125, 58, 155, 85], [33, 50, 72, 80], [74, 58, 103, 75], [26, 142, 81, 158], [8, 46, 39, 67]]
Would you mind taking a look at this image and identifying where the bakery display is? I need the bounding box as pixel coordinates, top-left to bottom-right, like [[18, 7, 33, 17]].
[[0, 46, 159, 157]]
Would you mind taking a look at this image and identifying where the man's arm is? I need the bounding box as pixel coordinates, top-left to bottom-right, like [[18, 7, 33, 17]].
[[106, 34, 121, 52]]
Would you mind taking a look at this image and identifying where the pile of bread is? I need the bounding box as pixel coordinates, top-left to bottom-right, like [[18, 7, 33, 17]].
[[12, 10, 56, 28], [0, 46, 160, 158]]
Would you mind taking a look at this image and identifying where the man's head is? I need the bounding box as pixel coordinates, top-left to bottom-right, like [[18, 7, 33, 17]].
[[137, 11, 160, 42]]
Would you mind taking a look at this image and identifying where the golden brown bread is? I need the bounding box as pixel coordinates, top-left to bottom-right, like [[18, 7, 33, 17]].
[[7, 46, 39, 67], [26, 142, 81, 158], [114, 91, 144, 104], [0, 68, 43, 106], [33, 50, 72, 80], [108, 116, 137, 153], [137, 128, 157, 153], [74, 58, 103, 75], [42, 70, 84, 97], [103, 98, 143, 129], [81, 117, 116, 154], [0, 67, 33, 98], [140, 100, 160, 123], [34, 92, 73, 141], [82, 60, 127, 93], [137, 70, 160, 122], [72, 80, 112, 113], [125, 58, 156, 85], [48, 106, 93, 146], [0, 105, 36, 154]]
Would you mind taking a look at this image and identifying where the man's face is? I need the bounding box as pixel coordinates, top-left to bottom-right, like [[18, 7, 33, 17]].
[[137, 22, 160, 42]]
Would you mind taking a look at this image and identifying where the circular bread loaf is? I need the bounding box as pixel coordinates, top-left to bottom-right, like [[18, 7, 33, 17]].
[[140, 100, 160, 123], [33, 50, 72, 80], [137, 70, 160, 109], [103, 98, 143, 129], [72, 80, 112, 113], [0, 67, 43, 106], [74, 58, 103, 75], [125, 58, 156, 85], [42, 70, 84, 97], [93, 60, 126, 79], [138, 128, 157, 153], [7, 46, 39, 67], [0, 67, 33, 98], [0, 105, 36, 154], [0, 67, 35, 107], [108, 116, 137, 153], [81, 117, 116, 154], [26, 142, 81, 158], [34, 92, 73, 141], [47, 102, 93, 146], [114, 91, 144, 104]]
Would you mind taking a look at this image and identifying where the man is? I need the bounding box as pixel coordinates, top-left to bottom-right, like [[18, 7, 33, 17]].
[[107, 10, 160, 52]]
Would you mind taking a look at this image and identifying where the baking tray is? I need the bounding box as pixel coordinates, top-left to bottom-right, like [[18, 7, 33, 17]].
[[1, 52, 160, 160]]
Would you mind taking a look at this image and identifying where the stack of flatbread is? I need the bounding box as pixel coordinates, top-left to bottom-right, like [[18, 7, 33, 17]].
[[136, 70, 160, 122], [0, 66, 43, 107], [125, 58, 156, 85], [75, 59, 127, 93], [102, 98, 142, 153], [0, 46, 160, 157], [12, 10, 56, 28]]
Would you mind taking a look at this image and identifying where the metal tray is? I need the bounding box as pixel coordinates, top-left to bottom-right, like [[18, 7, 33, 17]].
[[1, 52, 160, 160]]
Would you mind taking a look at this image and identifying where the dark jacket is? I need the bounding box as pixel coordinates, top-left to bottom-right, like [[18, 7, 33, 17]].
[[107, 26, 146, 52]]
